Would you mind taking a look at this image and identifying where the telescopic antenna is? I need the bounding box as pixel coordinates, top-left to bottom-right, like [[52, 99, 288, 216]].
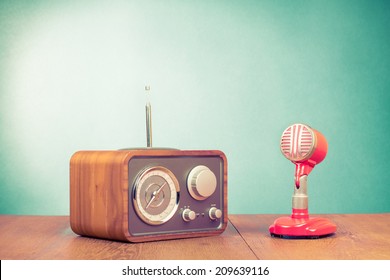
[[145, 86, 152, 148]]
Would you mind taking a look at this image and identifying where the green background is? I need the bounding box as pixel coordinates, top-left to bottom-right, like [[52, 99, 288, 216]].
[[1, 0, 389, 215]]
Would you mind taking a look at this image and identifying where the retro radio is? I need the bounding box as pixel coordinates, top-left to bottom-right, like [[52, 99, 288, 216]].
[[70, 87, 227, 242]]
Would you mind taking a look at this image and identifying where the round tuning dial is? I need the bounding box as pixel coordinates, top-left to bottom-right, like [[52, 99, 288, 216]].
[[132, 166, 180, 225], [187, 165, 217, 201], [209, 207, 222, 220], [182, 209, 196, 222]]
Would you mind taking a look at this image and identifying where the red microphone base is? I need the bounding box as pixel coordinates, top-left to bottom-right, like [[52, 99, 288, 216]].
[[269, 209, 336, 239]]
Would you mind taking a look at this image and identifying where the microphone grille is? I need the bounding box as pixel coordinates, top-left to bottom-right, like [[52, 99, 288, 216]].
[[280, 124, 314, 161]]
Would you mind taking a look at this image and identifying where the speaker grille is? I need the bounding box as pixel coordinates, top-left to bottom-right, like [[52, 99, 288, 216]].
[[281, 124, 314, 161]]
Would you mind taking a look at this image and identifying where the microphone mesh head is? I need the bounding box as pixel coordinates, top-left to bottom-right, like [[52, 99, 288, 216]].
[[280, 124, 315, 162]]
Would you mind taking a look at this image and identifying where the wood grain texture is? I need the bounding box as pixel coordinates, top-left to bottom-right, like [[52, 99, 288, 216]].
[[2, 214, 388, 259], [0, 215, 255, 260], [70, 150, 130, 242], [229, 213, 390, 260], [70, 149, 228, 242]]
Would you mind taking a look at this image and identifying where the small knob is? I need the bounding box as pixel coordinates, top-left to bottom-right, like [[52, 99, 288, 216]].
[[209, 207, 222, 220], [187, 165, 217, 200], [182, 209, 196, 222]]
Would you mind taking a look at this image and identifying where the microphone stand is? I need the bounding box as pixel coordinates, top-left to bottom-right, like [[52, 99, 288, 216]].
[[269, 173, 337, 238]]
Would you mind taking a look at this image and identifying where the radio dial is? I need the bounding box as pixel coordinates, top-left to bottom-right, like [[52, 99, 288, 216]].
[[209, 207, 222, 220], [182, 209, 196, 222], [187, 165, 217, 200]]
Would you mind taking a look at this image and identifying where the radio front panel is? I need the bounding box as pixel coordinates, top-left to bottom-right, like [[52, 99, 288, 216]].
[[128, 155, 225, 237]]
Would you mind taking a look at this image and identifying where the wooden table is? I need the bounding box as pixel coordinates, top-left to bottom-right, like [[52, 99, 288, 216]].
[[0, 214, 389, 260]]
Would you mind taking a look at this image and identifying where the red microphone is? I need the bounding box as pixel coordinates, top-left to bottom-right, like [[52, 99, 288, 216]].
[[269, 124, 336, 238]]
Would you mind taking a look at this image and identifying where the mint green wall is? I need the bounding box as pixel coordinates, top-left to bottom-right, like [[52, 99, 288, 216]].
[[1, 0, 389, 215]]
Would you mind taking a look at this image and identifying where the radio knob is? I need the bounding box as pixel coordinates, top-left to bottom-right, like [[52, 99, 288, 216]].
[[209, 207, 222, 220], [187, 165, 217, 200], [182, 209, 196, 222]]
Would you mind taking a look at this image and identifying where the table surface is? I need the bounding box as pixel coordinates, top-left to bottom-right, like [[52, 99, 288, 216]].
[[0, 214, 389, 260]]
